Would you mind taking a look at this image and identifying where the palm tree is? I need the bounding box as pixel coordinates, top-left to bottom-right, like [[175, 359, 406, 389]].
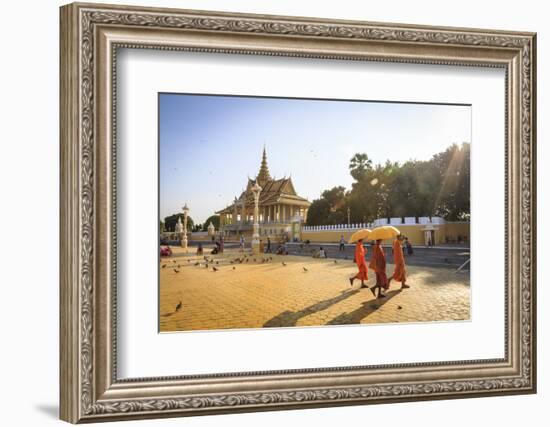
[[349, 153, 373, 181]]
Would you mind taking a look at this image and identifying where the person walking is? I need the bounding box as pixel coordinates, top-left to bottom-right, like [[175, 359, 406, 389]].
[[405, 237, 414, 255], [389, 235, 409, 289], [349, 239, 373, 292], [239, 234, 245, 252], [266, 237, 272, 253], [339, 235, 346, 252], [369, 239, 389, 298]]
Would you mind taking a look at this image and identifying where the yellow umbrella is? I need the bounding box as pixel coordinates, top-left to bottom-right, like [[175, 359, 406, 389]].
[[369, 225, 401, 241], [348, 229, 372, 243]]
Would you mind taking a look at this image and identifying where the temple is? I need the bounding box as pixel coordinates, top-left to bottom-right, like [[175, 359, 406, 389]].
[[216, 148, 311, 241]]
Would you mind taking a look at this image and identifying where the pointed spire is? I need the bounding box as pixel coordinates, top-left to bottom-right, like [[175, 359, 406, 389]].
[[257, 146, 271, 183]]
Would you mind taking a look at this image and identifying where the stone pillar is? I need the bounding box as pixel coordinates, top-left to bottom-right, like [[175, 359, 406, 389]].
[[233, 197, 238, 224], [181, 204, 189, 249], [251, 182, 262, 254], [241, 197, 246, 224]]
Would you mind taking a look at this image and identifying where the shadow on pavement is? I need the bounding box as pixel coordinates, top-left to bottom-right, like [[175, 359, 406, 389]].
[[263, 289, 360, 327], [326, 289, 402, 325]]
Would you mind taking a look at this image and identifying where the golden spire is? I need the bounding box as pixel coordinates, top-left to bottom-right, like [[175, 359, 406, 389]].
[[257, 146, 271, 183]]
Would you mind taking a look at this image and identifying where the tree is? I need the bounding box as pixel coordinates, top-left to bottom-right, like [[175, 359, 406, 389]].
[[306, 187, 348, 226], [306, 198, 331, 226], [306, 143, 470, 225], [349, 153, 373, 181], [201, 215, 220, 231], [163, 213, 194, 232], [430, 143, 470, 220]]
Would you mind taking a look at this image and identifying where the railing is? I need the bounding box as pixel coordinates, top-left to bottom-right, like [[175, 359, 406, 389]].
[[302, 216, 446, 232]]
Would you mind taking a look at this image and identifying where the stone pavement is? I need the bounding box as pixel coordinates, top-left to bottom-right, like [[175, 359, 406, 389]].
[[159, 247, 470, 332]]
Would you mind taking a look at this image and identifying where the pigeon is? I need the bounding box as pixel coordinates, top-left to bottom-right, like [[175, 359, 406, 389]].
[[172, 259, 176, 263], [205, 263, 209, 268], [187, 259, 190, 263], [175, 301, 182, 311], [162, 264, 167, 269], [173, 268, 180, 273], [303, 267, 308, 272], [334, 260, 338, 264], [397, 305, 403, 310], [232, 266, 236, 270], [282, 262, 287, 266], [213, 267, 218, 272], [194, 262, 200, 266], [216, 261, 219, 265]]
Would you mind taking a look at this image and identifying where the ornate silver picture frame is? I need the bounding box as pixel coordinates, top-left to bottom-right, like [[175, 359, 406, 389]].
[[60, 2, 536, 423]]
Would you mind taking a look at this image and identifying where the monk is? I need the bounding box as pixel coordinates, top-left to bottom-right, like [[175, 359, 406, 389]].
[[369, 239, 389, 298], [388, 235, 410, 289], [349, 239, 375, 294]]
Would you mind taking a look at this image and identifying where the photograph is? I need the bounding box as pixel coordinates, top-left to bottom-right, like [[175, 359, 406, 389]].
[[55, 2, 536, 423], [158, 93, 472, 332]]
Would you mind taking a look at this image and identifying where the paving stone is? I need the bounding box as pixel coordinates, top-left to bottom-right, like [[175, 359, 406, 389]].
[[159, 247, 470, 332]]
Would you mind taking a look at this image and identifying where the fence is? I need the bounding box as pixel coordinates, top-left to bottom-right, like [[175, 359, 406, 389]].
[[301, 217, 446, 232]]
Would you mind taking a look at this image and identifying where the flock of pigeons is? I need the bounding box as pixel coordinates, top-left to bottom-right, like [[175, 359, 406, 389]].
[[162, 252, 352, 314], [159, 253, 330, 274]]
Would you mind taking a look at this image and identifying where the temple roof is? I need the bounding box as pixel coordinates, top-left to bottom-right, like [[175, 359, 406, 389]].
[[216, 149, 311, 214], [256, 147, 271, 184]]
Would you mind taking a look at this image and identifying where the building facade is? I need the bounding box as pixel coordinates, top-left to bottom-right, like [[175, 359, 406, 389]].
[[216, 148, 311, 242]]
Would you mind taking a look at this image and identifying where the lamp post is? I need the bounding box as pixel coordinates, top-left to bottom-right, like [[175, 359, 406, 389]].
[[251, 181, 262, 254], [181, 203, 189, 249]]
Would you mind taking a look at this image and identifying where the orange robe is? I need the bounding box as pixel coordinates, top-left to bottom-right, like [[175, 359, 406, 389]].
[[369, 243, 388, 289], [391, 240, 407, 282], [354, 242, 368, 281]]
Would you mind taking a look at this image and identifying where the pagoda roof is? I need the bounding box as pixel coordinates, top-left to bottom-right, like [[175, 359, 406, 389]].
[[215, 149, 311, 214]]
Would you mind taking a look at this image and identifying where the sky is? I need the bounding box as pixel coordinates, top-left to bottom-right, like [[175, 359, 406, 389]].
[[159, 93, 471, 224]]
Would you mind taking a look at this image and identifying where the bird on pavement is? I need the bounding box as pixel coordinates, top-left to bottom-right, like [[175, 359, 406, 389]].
[[213, 266, 218, 272], [162, 264, 167, 269], [173, 268, 180, 273], [303, 267, 308, 272], [282, 262, 287, 266], [175, 301, 182, 311], [232, 266, 236, 270], [334, 260, 338, 264]]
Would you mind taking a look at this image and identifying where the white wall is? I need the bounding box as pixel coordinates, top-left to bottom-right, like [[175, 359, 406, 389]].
[[0, 0, 546, 426]]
